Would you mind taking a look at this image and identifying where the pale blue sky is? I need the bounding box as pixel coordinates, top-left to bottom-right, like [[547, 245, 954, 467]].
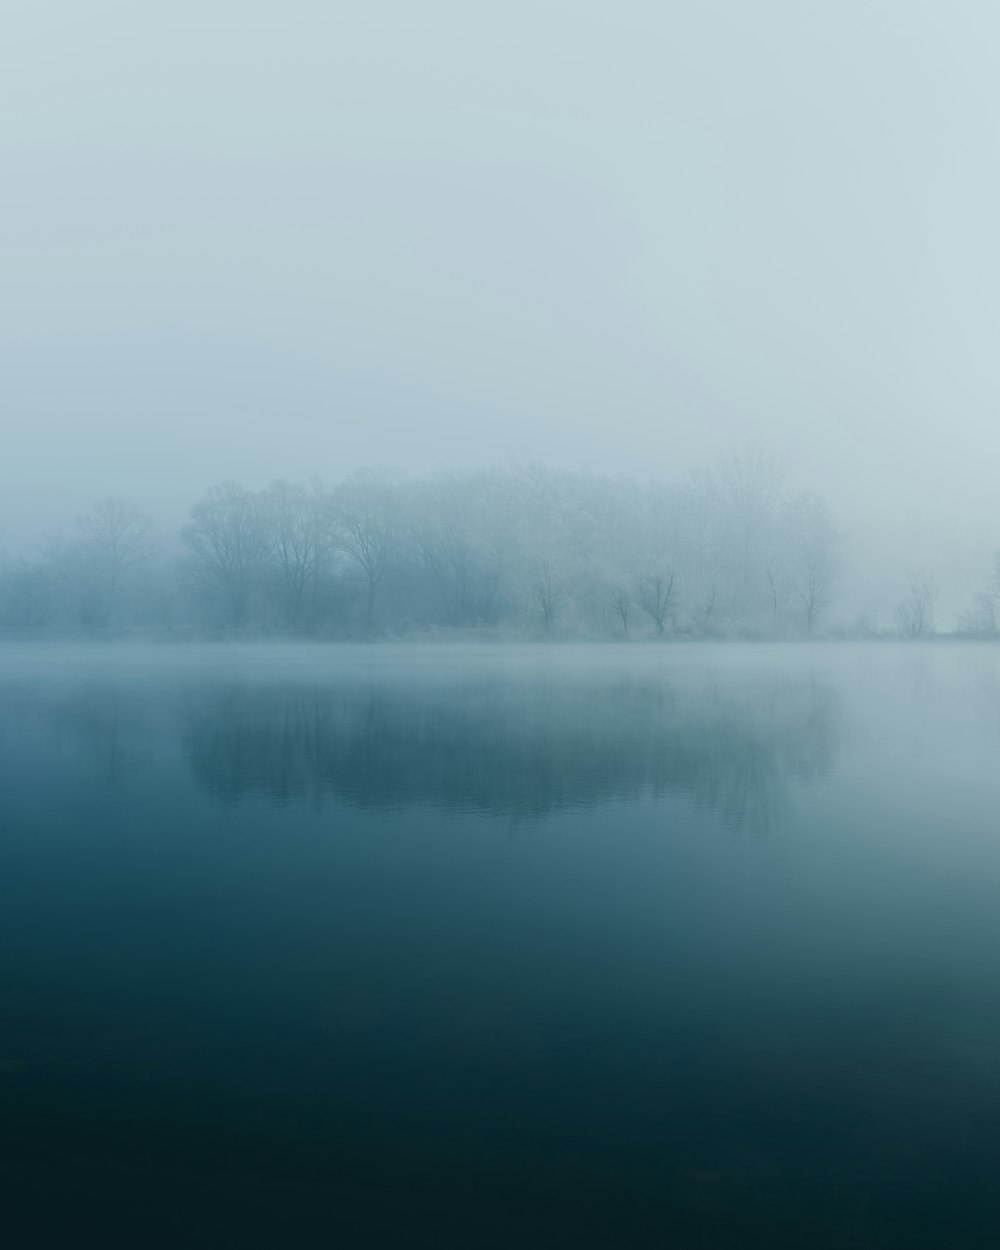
[[3, 2, 999, 611]]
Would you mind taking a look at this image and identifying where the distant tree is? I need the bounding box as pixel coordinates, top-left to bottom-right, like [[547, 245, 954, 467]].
[[895, 569, 940, 637], [337, 470, 401, 631], [632, 481, 681, 636], [409, 474, 502, 627], [957, 551, 1000, 635], [958, 591, 999, 635], [73, 498, 156, 626], [528, 553, 575, 634], [694, 580, 719, 635], [636, 568, 677, 635], [44, 499, 155, 628], [719, 446, 785, 607], [496, 463, 585, 634], [183, 482, 270, 626], [788, 493, 841, 634], [262, 479, 338, 631], [609, 581, 633, 637], [763, 552, 793, 632]]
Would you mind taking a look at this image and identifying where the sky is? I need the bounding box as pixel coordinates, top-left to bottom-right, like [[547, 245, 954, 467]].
[[2, 1, 999, 615]]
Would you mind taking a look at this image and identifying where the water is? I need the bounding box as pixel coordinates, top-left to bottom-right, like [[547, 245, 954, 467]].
[[2, 643, 1000, 1248]]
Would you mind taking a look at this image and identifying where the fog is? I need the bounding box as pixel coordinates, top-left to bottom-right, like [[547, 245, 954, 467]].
[[3, 2, 1000, 623], [12, 12, 1000, 1241]]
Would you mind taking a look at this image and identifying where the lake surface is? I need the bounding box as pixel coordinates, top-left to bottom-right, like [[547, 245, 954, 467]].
[[3, 642, 1000, 1247]]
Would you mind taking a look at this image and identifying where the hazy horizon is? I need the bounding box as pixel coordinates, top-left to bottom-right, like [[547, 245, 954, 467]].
[[4, 2, 1000, 618]]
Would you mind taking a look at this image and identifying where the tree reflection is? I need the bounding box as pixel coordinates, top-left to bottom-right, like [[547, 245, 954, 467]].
[[185, 672, 837, 832]]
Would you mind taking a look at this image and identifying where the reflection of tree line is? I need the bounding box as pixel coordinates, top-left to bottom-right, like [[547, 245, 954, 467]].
[[186, 675, 838, 831]]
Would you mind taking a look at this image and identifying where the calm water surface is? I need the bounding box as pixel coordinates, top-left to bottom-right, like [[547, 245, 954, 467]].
[[2, 643, 1000, 1247]]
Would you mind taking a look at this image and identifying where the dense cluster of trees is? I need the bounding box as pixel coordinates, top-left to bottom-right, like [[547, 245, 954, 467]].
[[1, 452, 850, 638]]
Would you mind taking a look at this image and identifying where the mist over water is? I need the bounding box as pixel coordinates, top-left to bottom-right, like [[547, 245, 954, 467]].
[[6, 3, 1000, 1245], [4, 644, 1000, 1246]]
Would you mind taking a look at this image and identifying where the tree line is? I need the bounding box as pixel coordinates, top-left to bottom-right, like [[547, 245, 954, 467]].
[[0, 451, 850, 638]]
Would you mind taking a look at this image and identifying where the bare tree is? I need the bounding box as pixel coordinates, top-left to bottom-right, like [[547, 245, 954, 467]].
[[609, 581, 633, 637], [54, 498, 157, 627], [636, 568, 677, 635], [183, 481, 270, 626], [958, 591, 999, 635], [337, 470, 401, 631], [720, 446, 785, 609], [958, 551, 1000, 635], [895, 569, 940, 637], [496, 462, 586, 635], [527, 553, 575, 634], [789, 493, 841, 634], [764, 560, 789, 631], [410, 474, 495, 626], [694, 580, 719, 635], [262, 479, 338, 630]]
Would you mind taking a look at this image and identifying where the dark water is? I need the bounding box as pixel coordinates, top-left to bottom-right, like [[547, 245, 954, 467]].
[[3, 643, 1000, 1248]]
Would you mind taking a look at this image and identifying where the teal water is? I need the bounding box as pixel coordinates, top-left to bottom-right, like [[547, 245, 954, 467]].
[[2, 643, 1000, 1248]]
